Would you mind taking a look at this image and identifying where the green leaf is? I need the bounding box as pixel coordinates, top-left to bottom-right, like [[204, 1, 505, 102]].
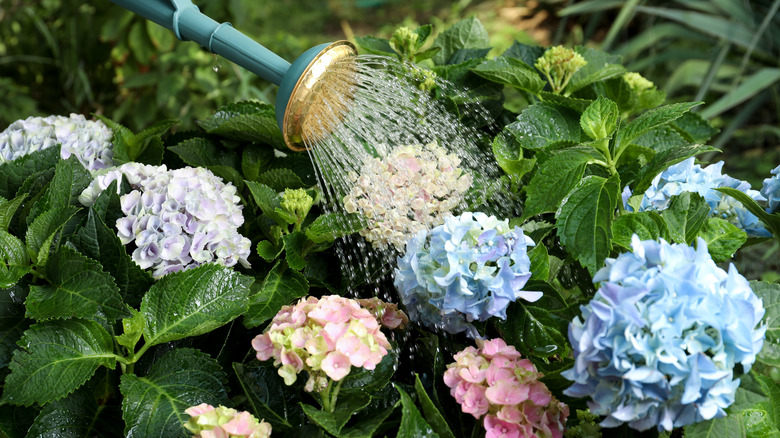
[[246, 180, 288, 225], [523, 151, 592, 218], [697, 217, 747, 262], [568, 47, 626, 93], [496, 301, 569, 358], [684, 415, 747, 438], [256, 240, 284, 262], [528, 243, 550, 282], [743, 408, 780, 438], [305, 213, 367, 243], [556, 175, 620, 275], [661, 192, 710, 244], [537, 92, 593, 112], [242, 145, 275, 181], [0, 231, 29, 288], [339, 348, 398, 395], [120, 348, 229, 438], [198, 101, 276, 132], [1, 319, 116, 406], [25, 206, 80, 267], [283, 231, 308, 270], [414, 375, 455, 438], [492, 134, 536, 187], [0, 404, 37, 438], [233, 361, 305, 430], [115, 308, 145, 353], [633, 126, 688, 153], [396, 385, 439, 438], [615, 102, 703, 152], [432, 17, 490, 65], [355, 36, 397, 57], [244, 261, 309, 328], [632, 144, 719, 195], [27, 158, 91, 224], [256, 168, 307, 191], [26, 384, 116, 437], [200, 104, 284, 148], [0, 194, 26, 232], [715, 188, 780, 237], [0, 147, 60, 199], [0, 285, 30, 373], [612, 211, 668, 250], [756, 375, 780, 427], [502, 40, 545, 70], [471, 56, 545, 93], [753, 282, 780, 368], [168, 137, 240, 170], [69, 209, 153, 308], [141, 264, 253, 346], [672, 111, 719, 143], [302, 392, 371, 436], [506, 102, 586, 150], [580, 96, 619, 140], [26, 246, 129, 322]]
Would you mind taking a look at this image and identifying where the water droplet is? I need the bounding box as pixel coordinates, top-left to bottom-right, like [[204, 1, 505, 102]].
[[213, 63, 221, 72]]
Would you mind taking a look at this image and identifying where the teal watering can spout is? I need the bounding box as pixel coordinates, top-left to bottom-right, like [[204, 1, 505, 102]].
[[108, 0, 358, 151]]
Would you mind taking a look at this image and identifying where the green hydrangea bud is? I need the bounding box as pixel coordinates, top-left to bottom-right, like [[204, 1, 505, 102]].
[[280, 188, 313, 224], [534, 46, 587, 95], [564, 409, 602, 438], [416, 69, 437, 91], [390, 26, 419, 57], [622, 72, 654, 93]]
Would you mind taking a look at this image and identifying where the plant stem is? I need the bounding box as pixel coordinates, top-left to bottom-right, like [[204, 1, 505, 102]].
[[329, 379, 344, 413]]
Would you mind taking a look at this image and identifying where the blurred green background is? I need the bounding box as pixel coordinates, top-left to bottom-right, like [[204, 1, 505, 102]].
[[1, 0, 778, 276], [1, 0, 779, 182]]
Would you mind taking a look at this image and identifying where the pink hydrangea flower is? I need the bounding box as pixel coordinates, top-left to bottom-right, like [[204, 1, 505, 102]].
[[251, 295, 407, 393], [183, 403, 271, 438], [444, 338, 569, 438]]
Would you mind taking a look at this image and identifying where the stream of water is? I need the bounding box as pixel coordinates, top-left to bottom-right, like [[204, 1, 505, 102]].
[[301, 55, 521, 297]]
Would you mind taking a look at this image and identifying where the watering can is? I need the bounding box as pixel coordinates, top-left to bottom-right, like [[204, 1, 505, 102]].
[[108, 0, 357, 151]]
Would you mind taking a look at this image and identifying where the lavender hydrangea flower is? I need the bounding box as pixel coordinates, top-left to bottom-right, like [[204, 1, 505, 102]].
[[761, 165, 780, 214], [394, 212, 541, 334], [0, 114, 113, 172], [563, 236, 766, 432], [80, 163, 251, 278], [632, 157, 769, 237]]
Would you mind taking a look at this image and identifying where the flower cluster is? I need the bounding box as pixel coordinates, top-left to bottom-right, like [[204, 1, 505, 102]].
[[563, 236, 766, 431], [184, 403, 271, 438], [0, 114, 113, 172], [444, 338, 569, 438], [79, 163, 251, 278], [761, 164, 780, 214], [343, 141, 472, 251], [251, 295, 404, 392], [394, 212, 541, 334], [631, 157, 770, 237], [534, 46, 587, 95], [356, 297, 409, 330]]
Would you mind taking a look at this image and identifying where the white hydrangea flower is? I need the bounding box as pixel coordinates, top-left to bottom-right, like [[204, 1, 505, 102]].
[[80, 163, 251, 278], [343, 141, 472, 251], [0, 114, 114, 172]]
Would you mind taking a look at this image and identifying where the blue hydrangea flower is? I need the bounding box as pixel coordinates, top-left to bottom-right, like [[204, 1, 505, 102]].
[[80, 163, 251, 278], [632, 158, 770, 237], [393, 212, 541, 334], [562, 236, 766, 432], [0, 114, 113, 172], [761, 165, 780, 213]]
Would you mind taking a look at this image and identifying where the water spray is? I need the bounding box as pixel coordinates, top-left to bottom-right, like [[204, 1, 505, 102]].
[[108, 0, 357, 151]]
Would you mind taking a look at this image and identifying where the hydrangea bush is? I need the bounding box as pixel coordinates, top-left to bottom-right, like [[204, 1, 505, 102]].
[[0, 113, 114, 172], [2, 16, 780, 438], [343, 140, 472, 251], [184, 404, 272, 438], [80, 163, 252, 278], [395, 212, 540, 334], [444, 338, 569, 438], [563, 236, 766, 431]]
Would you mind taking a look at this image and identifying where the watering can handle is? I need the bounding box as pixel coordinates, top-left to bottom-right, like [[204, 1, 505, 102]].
[[108, 0, 291, 85]]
